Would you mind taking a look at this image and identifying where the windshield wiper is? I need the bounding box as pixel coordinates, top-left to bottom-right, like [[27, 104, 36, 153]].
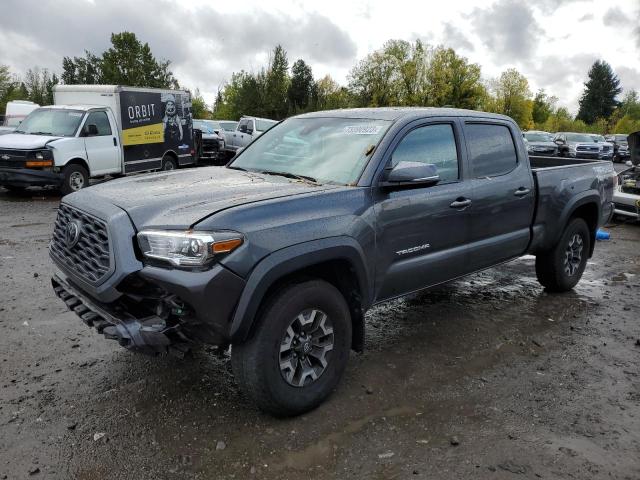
[[26, 131, 54, 136], [227, 165, 247, 172], [257, 170, 320, 185]]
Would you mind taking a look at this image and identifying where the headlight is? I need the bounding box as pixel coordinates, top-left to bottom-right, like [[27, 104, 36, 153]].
[[137, 230, 243, 267], [26, 149, 53, 167], [527, 144, 534, 152]]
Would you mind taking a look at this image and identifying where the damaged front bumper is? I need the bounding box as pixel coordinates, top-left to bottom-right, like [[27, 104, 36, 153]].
[[52, 273, 192, 356]]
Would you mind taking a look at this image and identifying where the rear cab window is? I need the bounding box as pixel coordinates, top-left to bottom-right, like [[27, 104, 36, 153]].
[[465, 123, 518, 178]]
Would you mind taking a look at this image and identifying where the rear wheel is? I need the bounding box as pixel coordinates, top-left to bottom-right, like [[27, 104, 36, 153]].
[[232, 279, 352, 416], [161, 155, 177, 171], [61, 164, 89, 195], [535, 218, 590, 292]]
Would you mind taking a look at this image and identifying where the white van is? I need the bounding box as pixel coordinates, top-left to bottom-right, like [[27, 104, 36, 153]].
[[0, 85, 196, 194]]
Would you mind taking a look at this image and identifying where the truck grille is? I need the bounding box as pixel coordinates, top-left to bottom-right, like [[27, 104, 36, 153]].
[[0, 149, 27, 168], [576, 146, 598, 152], [50, 204, 111, 284]]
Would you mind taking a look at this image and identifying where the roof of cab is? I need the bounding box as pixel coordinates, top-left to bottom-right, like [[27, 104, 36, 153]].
[[295, 107, 513, 122]]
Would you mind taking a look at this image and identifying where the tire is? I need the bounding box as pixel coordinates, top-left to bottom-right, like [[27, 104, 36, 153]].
[[60, 164, 89, 195], [232, 279, 352, 416], [535, 218, 590, 292], [161, 156, 177, 171]]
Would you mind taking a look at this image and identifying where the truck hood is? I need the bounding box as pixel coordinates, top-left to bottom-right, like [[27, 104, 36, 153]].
[[70, 166, 337, 229], [0, 133, 62, 149]]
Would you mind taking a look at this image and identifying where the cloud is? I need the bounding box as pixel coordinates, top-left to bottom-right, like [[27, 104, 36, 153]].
[[579, 13, 594, 22], [0, 0, 357, 95], [616, 66, 640, 93], [603, 7, 629, 26], [468, 0, 544, 64], [442, 23, 475, 52]]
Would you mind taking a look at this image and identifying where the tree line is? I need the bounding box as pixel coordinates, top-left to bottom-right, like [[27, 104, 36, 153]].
[[2, 33, 639, 134]]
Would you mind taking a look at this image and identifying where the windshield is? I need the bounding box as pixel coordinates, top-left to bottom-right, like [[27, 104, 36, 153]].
[[229, 117, 392, 185], [524, 132, 552, 142], [220, 121, 237, 131], [591, 135, 605, 142], [15, 108, 84, 137], [256, 119, 277, 132], [565, 133, 595, 142], [193, 120, 215, 133], [614, 134, 628, 141], [220, 121, 237, 132]]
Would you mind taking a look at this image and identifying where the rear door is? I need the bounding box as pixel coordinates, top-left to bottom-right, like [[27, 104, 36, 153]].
[[463, 121, 535, 271], [373, 118, 472, 301], [229, 118, 249, 150], [81, 110, 121, 175]]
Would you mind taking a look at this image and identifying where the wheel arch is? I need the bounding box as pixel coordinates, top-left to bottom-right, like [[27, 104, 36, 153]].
[[64, 157, 91, 176], [229, 237, 372, 352]]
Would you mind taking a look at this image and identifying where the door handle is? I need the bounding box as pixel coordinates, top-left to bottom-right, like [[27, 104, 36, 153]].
[[514, 187, 531, 197], [450, 198, 472, 209], [113, 137, 117, 146]]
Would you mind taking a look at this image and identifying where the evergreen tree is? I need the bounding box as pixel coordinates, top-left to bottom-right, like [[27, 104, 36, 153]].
[[288, 59, 314, 113], [576, 60, 621, 124], [264, 45, 289, 119]]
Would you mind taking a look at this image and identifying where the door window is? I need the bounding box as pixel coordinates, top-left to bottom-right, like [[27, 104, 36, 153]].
[[85, 111, 112, 136], [391, 124, 459, 182], [466, 123, 517, 178]]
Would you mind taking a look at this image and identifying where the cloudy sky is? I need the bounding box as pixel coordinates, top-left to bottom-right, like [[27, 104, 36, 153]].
[[1, 0, 639, 113]]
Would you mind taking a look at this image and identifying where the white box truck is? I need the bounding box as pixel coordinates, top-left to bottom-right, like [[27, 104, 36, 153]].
[[0, 85, 196, 194], [0, 100, 40, 135]]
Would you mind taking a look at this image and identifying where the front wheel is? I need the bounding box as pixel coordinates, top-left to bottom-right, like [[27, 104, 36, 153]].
[[535, 218, 590, 292], [60, 164, 89, 195], [232, 279, 352, 416]]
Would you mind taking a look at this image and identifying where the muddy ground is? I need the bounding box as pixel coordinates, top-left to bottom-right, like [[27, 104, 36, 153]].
[[0, 187, 639, 480]]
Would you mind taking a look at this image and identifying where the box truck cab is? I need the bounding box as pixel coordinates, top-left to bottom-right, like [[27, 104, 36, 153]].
[[0, 85, 196, 194]]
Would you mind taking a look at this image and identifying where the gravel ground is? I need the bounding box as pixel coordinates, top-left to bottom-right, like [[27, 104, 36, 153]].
[[0, 187, 639, 480]]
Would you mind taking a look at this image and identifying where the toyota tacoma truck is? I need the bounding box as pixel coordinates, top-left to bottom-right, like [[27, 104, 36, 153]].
[[50, 108, 615, 416]]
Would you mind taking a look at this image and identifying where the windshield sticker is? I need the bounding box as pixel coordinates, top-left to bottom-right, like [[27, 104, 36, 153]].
[[344, 125, 383, 135], [68, 112, 83, 117]]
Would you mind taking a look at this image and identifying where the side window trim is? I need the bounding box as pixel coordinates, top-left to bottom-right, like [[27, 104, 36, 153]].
[[385, 121, 462, 185], [82, 110, 112, 137], [464, 121, 520, 179]]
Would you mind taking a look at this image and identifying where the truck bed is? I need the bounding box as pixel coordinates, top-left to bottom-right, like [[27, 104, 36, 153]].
[[527, 155, 615, 254]]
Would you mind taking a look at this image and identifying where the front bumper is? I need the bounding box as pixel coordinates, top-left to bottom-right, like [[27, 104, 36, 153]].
[[613, 191, 640, 219], [51, 261, 246, 354], [0, 167, 62, 188]]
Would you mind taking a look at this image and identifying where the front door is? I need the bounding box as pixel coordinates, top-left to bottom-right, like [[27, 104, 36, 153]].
[[463, 121, 535, 271], [374, 120, 472, 301], [82, 110, 120, 175]]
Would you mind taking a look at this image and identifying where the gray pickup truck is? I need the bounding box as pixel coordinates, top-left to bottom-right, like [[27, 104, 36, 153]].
[[50, 108, 615, 416]]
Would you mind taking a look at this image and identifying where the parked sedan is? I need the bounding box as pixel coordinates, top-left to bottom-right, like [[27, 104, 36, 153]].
[[605, 134, 631, 163], [613, 165, 640, 220], [590, 134, 614, 160], [553, 132, 601, 159], [523, 131, 558, 156]]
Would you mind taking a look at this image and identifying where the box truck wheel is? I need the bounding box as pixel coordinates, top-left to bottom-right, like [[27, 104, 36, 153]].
[[61, 164, 89, 195], [161, 156, 177, 171]]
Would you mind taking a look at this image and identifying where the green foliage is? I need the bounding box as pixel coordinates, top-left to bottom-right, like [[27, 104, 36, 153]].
[[264, 45, 290, 119], [487, 68, 533, 129], [613, 115, 640, 134], [576, 60, 621, 124], [425, 47, 485, 109], [61, 32, 178, 88], [191, 89, 211, 119], [288, 59, 314, 113], [532, 89, 556, 126], [24, 67, 58, 105]]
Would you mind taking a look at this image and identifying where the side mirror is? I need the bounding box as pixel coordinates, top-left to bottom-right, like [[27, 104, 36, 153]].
[[239, 124, 247, 133], [85, 124, 98, 136], [383, 161, 440, 187], [554, 139, 564, 145]]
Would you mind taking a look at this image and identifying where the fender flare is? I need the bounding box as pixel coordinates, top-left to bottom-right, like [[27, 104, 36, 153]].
[[551, 191, 601, 253], [228, 236, 372, 344]]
